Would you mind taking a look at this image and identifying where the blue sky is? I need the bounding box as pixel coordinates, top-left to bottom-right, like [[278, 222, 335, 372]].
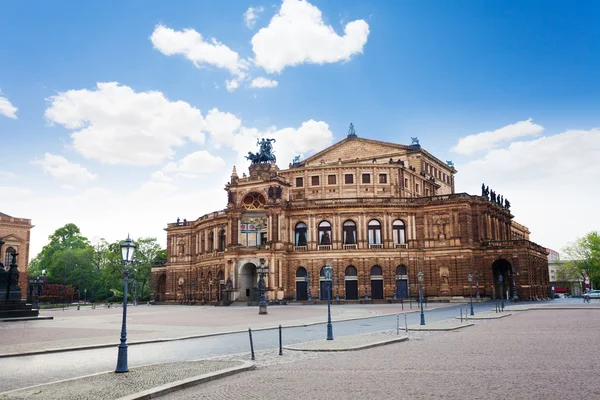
[[1, 0, 599, 258]]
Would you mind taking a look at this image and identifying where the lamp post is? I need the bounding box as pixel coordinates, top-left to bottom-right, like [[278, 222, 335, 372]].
[[511, 269, 518, 301], [306, 272, 312, 302], [84, 288, 87, 304], [115, 235, 137, 373], [468, 273, 474, 316], [498, 274, 505, 309], [257, 259, 268, 315], [475, 272, 480, 299], [417, 271, 425, 325], [324, 264, 334, 340], [31, 271, 46, 309]]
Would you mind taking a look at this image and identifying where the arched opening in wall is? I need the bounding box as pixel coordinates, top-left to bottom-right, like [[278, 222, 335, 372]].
[[158, 274, 167, 302], [345, 266, 358, 300], [295, 267, 308, 300], [218, 230, 226, 252], [318, 221, 332, 245], [368, 220, 382, 246], [4, 246, 16, 267], [392, 220, 407, 246], [319, 266, 330, 300], [239, 263, 257, 301], [492, 259, 513, 300], [370, 265, 384, 299], [395, 265, 408, 299], [208, 232, 214, 252], [295, 222, 308, 246], [343, 220, 357, 245], [217, 270, 225, 301]]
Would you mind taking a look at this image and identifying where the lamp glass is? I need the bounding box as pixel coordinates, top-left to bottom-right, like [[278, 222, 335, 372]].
[[417, 271, 424, 283], [468, 273, 473, 282], [324, 264, 333, 281], [120, 236, 137, 263]]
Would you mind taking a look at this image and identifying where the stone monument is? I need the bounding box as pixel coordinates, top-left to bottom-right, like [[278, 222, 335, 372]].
[[0, 237, 39, 318]]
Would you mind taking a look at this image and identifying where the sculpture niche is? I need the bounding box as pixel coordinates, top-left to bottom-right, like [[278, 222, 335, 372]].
[[246, 138, 277, 164]]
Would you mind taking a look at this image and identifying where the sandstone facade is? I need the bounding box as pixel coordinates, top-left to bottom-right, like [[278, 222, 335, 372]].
[[152, 136, 549, 304], [0, 212, 33, 300]]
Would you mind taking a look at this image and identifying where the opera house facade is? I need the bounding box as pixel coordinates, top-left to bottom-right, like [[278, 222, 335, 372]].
[[152, 129, 549, 304]]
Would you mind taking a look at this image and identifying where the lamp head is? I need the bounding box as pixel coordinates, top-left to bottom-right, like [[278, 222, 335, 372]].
[[417, 271, 424, 283], [468, 273, 473, 282], [324, 264, 333, 281], [120, 235, 137, 263]]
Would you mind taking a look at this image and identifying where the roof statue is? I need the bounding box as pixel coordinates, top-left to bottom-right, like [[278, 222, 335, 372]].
[[292, 155, 301, 164], [245, 138, 277, 164], [446, 160, 454, 168], [410, 137, 420, 146], [347, 123, 357, 138]]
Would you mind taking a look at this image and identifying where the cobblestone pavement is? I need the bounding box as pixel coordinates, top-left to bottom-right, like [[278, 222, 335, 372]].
[[0, 360, 243, 400], [0, 302, 448, 355], [160, 309, 600, 400]]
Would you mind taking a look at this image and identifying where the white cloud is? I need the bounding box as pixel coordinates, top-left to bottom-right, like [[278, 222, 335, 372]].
[[61, 184, 76, 191], [251, 0, 370, 73], [32, 153, 97, 184], [225, 79, 240, 92], [453, 119, 544, 155], [150, 24, 248, 79], [250, 77, 278, 88], [0, 186, 32, 200], [44, 82, 205, 166], [0, 91, 18, 119], [0, 170, 17, 179], [244, 6, 264, 29], [204, 108, 243, 148], [456, 128, 600, 252], [150, 170, 173, 183], [162, 150, 226, 177]]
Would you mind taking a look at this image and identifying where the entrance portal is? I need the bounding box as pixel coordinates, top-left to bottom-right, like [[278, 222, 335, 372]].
[[492, 259, 514, 300], [239, 263, 257, 301], [345, 266, 358, 300], [395, 265, 408, 299], [295, 267, 308, 300], [370, 265, 384, 299]]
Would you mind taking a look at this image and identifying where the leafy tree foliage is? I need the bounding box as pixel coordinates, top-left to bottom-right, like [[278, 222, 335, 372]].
[[561, 231, 600, 290]]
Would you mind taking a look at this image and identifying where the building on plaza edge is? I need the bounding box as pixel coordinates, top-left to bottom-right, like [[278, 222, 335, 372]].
[[0, 212, 33, 300], [152, 127, 549, 304]]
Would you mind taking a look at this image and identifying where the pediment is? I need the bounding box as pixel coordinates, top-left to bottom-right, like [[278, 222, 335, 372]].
[[1, 233, 25, 243], [302, 137, 411, 165]]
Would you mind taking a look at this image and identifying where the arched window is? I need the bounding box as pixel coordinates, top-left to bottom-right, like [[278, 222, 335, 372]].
[[295, 222, 308, 246], [318, 221, 332, 245], [396, 265, 407, 276], [368, 220, 382, 244], [392, 220, 406, 245], [4, 247, 15, 268], [345, 266, 358, 276], [343, 220, 357, 245], [296, 267, 307, 278], [241, 192, 266, 210], [371, 265, 383, 276], [218, 229, 226, 251], [208, 232, 214, 251], [200, 233, 205, 253], [217, 270, 224, 280]]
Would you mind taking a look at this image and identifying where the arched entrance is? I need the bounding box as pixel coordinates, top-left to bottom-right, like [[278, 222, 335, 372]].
[[395, 265, 408, 299], [492, 259, 514, 300], [239, 263, 257, 301], [295, 267, 308, 300], [345, 266, 358, 300], [158, 274, 166, 302], [370, 265, 384, 299]]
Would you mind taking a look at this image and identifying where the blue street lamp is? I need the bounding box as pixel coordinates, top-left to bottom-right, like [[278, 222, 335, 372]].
[[115, 235, 136, 373], [417, 271, 425, 325], [257, 259, 268, 315], [306, 272, 312, 302], [324, 264, 334, 340], [468, 273, 474, 316], [498, 274, 504, 309]]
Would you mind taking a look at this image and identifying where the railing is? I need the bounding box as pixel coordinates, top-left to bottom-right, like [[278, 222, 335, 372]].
[[286, 193, 474, 209], [368, 244, 383, 249], [394, 243, 408, 249], [482, 239, 547, 253], [343, 244, 358, 250], [294, 246, 308, 252], [318, 245, 332, 250]]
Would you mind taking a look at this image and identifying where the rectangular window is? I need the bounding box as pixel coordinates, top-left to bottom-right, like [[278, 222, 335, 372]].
[[311, 176, 320, 186], [404, 178, 408, 188], [415, 183, 419, 193], [345, 174, 354, 184], [296, 177, 303, 187], [362, 174, 371, 184], [379, 174, 387, 184], [328, 174, 336, 185]]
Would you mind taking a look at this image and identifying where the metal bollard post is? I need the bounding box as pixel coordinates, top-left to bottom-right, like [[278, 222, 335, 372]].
[[409, 297, 412, 309], [248, 328, 255, 361], [460, 308, 463, 322], [396, 314, 400, 335], [405, 314, 408, 333], [279, 325, 283, 356], [401, 300, 404, 311]]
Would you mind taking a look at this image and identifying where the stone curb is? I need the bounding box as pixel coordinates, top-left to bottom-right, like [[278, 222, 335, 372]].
[[455, 313, 511, 320], [283, 335, 409, 352], [0, 307, 450, 359], [116, 361, 255, 400], [407, 323, 474, 331], [0, 316, 54, 322]]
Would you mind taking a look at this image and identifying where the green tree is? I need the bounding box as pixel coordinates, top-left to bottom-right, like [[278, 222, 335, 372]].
[[562, 231, 600, 290]]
